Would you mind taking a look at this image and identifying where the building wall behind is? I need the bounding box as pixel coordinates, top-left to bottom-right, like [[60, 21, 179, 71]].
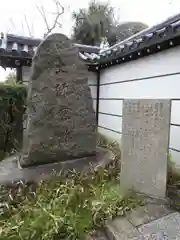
[[22, 67, 31, 86], [88, 72, 97, 113], [98, 45, 180, 166]]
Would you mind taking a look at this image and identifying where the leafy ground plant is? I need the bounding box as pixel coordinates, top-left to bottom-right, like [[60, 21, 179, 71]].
[[167, 152, 180, 211], [167, 152, 180, 185], [0, 134, 142, 240]]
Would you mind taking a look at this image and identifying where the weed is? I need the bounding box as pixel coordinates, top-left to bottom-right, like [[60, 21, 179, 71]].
[[0, 134, 141, 240]]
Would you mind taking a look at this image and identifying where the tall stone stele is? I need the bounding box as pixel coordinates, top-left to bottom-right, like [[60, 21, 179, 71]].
[[120, 99, 171, 198], [20, 33, 97, 167]]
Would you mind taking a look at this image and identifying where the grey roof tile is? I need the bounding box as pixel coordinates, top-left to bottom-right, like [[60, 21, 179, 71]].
[[1, 12, 180, 70]]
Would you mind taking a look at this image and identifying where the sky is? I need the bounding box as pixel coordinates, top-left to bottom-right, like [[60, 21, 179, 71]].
[[0, 0, 180, 81]]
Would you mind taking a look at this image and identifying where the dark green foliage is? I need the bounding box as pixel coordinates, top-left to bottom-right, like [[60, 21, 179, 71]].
[[115, 22, 148, 42], [0, 84, 27, 159], [167, 152, 180, 185], [167, 152, 180, 211], [72, 0, 118, 46], [72, 0, 148, 46]]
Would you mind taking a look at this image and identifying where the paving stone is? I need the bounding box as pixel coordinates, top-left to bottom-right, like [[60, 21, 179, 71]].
[[106, 217, 139, 240], [126, 204, 174, 227], [138, 212, 180, 239], [130, 232, 169, 240], [86, 230, 108, 240]]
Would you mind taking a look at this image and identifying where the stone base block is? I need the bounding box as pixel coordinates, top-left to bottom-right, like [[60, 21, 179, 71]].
[[0, 148, 114, 185]]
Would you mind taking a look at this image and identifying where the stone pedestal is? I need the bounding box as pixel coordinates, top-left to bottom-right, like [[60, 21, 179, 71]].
[[0, 148, 113, 185], [120, 99, 171, 198]]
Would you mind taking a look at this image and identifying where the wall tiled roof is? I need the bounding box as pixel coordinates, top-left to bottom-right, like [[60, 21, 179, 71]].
[[0, 33, 41, 68], [84, 13, 180, 71], [0, 33, 40, 57], [0, 34, 100, 57], [0, 33, 100, 68], [2, 12, 180, 70]]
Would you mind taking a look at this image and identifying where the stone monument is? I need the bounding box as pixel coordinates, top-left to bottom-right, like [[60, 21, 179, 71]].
[[120, 99, 171, 198], [20, 33, 97, 167]]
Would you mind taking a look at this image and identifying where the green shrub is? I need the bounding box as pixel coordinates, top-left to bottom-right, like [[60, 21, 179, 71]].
[[167, 152, 180, 185], [97, 133, 121, 177], [0, 84, 27, 157]]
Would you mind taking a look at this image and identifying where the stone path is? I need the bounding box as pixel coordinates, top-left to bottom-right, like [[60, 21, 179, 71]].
[[105, 202, 180, 240]]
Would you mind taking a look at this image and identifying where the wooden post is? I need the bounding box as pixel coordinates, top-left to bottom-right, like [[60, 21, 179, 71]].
[[96, 70, 100, 125]]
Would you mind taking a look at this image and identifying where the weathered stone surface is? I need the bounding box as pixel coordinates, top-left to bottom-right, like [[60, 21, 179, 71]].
[[120, 99, 171, 198], [0, 148, 112, 185], [86, 230, 108, 240], [138, 212, 180, 239], [104, 207, 180, 240], [106, 217, 139, 240], [0, 155, 19, 176], [20, 33, 96, 167], [126, 204, 173, 227], [136, 194, 169, 206]]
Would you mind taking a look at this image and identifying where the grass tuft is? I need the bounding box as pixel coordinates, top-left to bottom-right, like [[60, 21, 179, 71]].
[[0, 134, 141, 240], [167, 152, 180, 186]]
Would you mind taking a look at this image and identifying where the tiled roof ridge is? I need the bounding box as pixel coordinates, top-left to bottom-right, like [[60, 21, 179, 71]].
[[74, 43, 100, 49], [84, 12, 180, 71], [100, 12, 180, 55], [0, 32, 39, 53], [0, 32, 101, 55], [1, 12, 180, 70], [6, 33, 41, 42], [0, 32, 101, 68]]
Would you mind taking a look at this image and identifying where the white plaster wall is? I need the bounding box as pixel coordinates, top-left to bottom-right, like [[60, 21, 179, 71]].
[[88, 72, 97, 113], [98, 45, 180, 165]]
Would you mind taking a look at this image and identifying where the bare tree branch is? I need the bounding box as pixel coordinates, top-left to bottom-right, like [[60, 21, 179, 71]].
[[31, 22, 34, 37], [36, 4, 50, 32], [37, 0, 64, 37], [24, 15, 33, 37], [21, 21, 25, 35], [6, 0, 64, 38], [9, 18, 16, 33]]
